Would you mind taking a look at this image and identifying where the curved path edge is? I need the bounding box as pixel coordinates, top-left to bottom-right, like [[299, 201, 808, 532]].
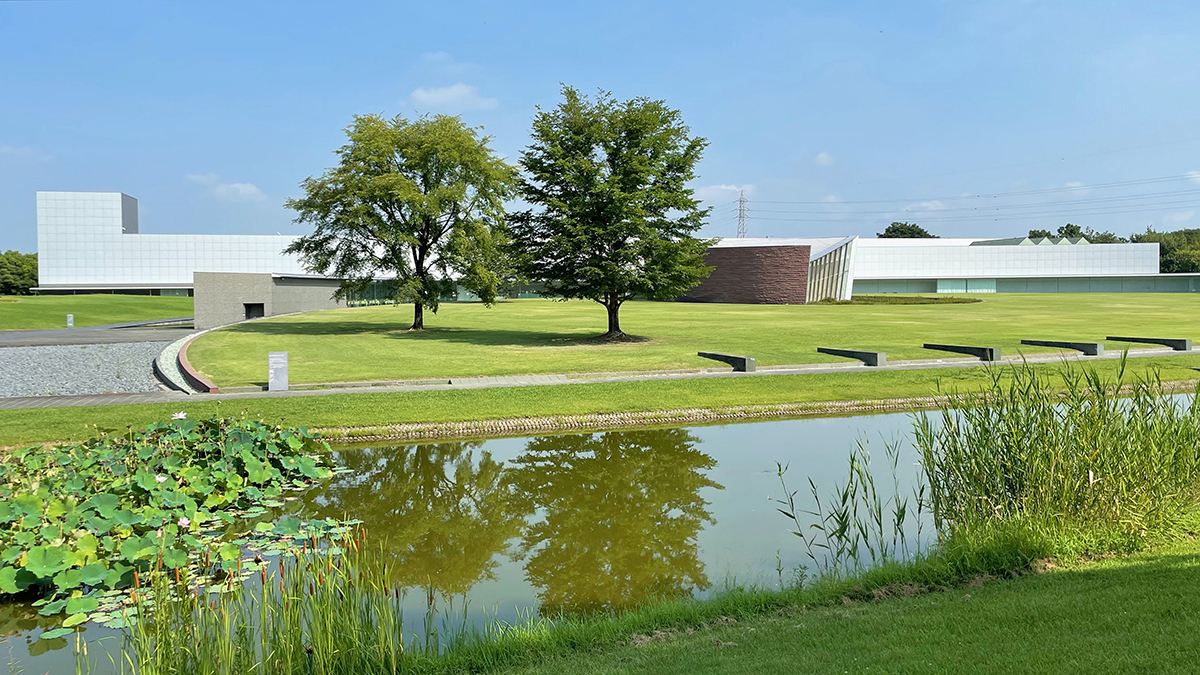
[[177, 332, 220, 394]]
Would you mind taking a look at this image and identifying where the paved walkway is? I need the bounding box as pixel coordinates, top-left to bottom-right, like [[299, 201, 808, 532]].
[[1, 346, 1195, 411], [0, 319, 194, 348]]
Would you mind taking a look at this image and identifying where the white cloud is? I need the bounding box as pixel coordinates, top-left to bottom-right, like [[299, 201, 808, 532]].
[[907, 200, 946, 211], [409, 83, 498, 112], [814, 151, 835, 167], [1165, 210, 1195, 224], [1187, 171, 1200, 185], [186, 173, 267, 203], [694, 183, 755, 202], [822, 195, 841, 203], [416, 52, 476, 77], [0, 145, 51, 162], [1065, 181, 1091, 195]]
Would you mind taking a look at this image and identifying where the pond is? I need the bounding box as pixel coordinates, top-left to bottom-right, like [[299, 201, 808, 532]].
[[1, 411, 929, 671]]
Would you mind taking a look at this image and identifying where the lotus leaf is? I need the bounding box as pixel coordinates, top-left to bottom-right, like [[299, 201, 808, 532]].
[[62, 612, 89, 628], [39, 627, 74, 640], [24, 546, 67, 578], [0, 566, 36, 593], [161, 547, 189, 569], [65, 596, 99, 614], [37, 598, 68, 616], [77, 563, 109, 586]]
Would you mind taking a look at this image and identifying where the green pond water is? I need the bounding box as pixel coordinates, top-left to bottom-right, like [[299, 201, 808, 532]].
[[1, 412, 928, 671]]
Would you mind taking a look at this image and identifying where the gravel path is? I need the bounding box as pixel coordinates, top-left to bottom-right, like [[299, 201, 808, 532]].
[[0, 342, 170, 397]]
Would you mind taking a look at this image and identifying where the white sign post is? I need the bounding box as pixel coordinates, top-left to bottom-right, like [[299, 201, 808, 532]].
[[66, 314, 74, 328], [268, 352, 288, 392]]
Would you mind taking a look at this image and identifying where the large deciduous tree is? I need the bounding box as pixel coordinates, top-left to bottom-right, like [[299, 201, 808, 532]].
[[510, 87, 714, 341], [0, 251, 37, 295], [285, 114, 515, 330]]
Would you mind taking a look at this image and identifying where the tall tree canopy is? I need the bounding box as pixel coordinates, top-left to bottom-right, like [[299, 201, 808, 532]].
[[0, 251, 37, 295], [877, 222, 937, 238], [510, 87, 714, 340], [1133, 227, 1200, 272], [286, 114, 515, 329]]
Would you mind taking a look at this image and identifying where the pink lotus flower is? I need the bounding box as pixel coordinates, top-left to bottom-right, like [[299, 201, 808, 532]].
[[172, 412, 187, 420], [155, 475, 167, 483], [178, 517, 191, 528]]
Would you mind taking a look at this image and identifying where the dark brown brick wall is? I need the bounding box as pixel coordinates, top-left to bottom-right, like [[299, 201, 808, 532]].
[[683, 245, 811, 304]]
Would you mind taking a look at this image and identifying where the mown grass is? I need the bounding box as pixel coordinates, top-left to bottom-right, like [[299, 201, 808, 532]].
[[510, 536, 1200, 675], [186, 294, 1200, 388], [0, 295, 193, 331], [2, 355, 1199, 448]]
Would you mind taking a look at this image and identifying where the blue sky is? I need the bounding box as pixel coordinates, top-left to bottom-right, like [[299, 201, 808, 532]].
[[4, 0, 1200, 253]]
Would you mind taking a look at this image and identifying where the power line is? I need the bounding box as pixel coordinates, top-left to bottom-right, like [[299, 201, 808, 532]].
[[753, 173, 1200, 206]]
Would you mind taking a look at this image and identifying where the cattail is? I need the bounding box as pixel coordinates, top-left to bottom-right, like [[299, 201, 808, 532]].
[[134, 569, 140, 588]]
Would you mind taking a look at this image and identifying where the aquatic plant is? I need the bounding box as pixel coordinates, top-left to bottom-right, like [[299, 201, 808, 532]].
[[773, 438, 926, 577], [0, 417, 333, 630], [917, 357, 1200, 554], [110, 524, 540, 675]]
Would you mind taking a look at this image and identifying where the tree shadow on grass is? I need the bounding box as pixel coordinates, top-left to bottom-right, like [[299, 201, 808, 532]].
[[221, 320, 648, 349]]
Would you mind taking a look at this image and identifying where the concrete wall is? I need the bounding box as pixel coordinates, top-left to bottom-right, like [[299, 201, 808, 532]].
[[194, 272, 344, 330], [684, 245, 810, 304], [271, 276, 345, 315]]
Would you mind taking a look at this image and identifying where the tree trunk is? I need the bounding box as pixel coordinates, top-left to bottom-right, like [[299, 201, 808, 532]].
[[599, 297, 627, 341], [411, 302, 424, 330]]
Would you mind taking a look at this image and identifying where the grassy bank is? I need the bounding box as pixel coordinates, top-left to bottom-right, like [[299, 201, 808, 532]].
[[3, 355, 1199, 447], [0, 295, 193, 330], [186, 294, 1200, 388], [512, 536, 1200, 675]]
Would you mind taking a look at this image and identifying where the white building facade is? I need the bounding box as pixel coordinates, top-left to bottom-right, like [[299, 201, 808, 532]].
[[35, 191, 306, 294], [699, 235, 1195, 304]]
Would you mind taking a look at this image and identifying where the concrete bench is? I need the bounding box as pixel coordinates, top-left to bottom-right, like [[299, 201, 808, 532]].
[[1020, 340, 1104, 356], [817, 347, 887, 367], [697, 352, 756, 372], [923, 343, 1000, 362], [1106, 336, 1192, 351]]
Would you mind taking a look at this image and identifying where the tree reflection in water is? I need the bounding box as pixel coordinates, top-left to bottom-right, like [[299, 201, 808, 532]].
[[509, 429, 722, 615], [302, 429, 723, 616], [304, 443, 526, 595]]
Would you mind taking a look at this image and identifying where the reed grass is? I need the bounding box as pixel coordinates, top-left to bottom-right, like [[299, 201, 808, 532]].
[[917, 356, 1200, 556]]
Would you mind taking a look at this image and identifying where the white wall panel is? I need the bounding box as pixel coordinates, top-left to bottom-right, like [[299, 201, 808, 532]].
[[36, 192, 308, 287], [852, 238, 1159, 279]]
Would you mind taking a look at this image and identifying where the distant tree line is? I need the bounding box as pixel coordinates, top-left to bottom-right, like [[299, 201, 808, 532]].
[[0, 251, 37, 295], [1027, 225, 1200, 273]]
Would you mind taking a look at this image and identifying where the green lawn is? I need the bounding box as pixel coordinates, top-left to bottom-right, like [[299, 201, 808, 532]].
[[2, 355, 1197, 447], [187, 294, 1200, 388], [0, 294, 193, 331], [513, 538, 1200, 675]]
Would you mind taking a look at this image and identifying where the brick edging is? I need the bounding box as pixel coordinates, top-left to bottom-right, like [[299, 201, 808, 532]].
[[178, 335, 220, 394]]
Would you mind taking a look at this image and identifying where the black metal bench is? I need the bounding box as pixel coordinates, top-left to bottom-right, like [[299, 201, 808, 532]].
[[697, 352, 756, 372], [817, 347, 887, 367], [1020, 340, 1104, 356], [1106, 336, 1192, 351], [923, 343, 1000, 362]]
